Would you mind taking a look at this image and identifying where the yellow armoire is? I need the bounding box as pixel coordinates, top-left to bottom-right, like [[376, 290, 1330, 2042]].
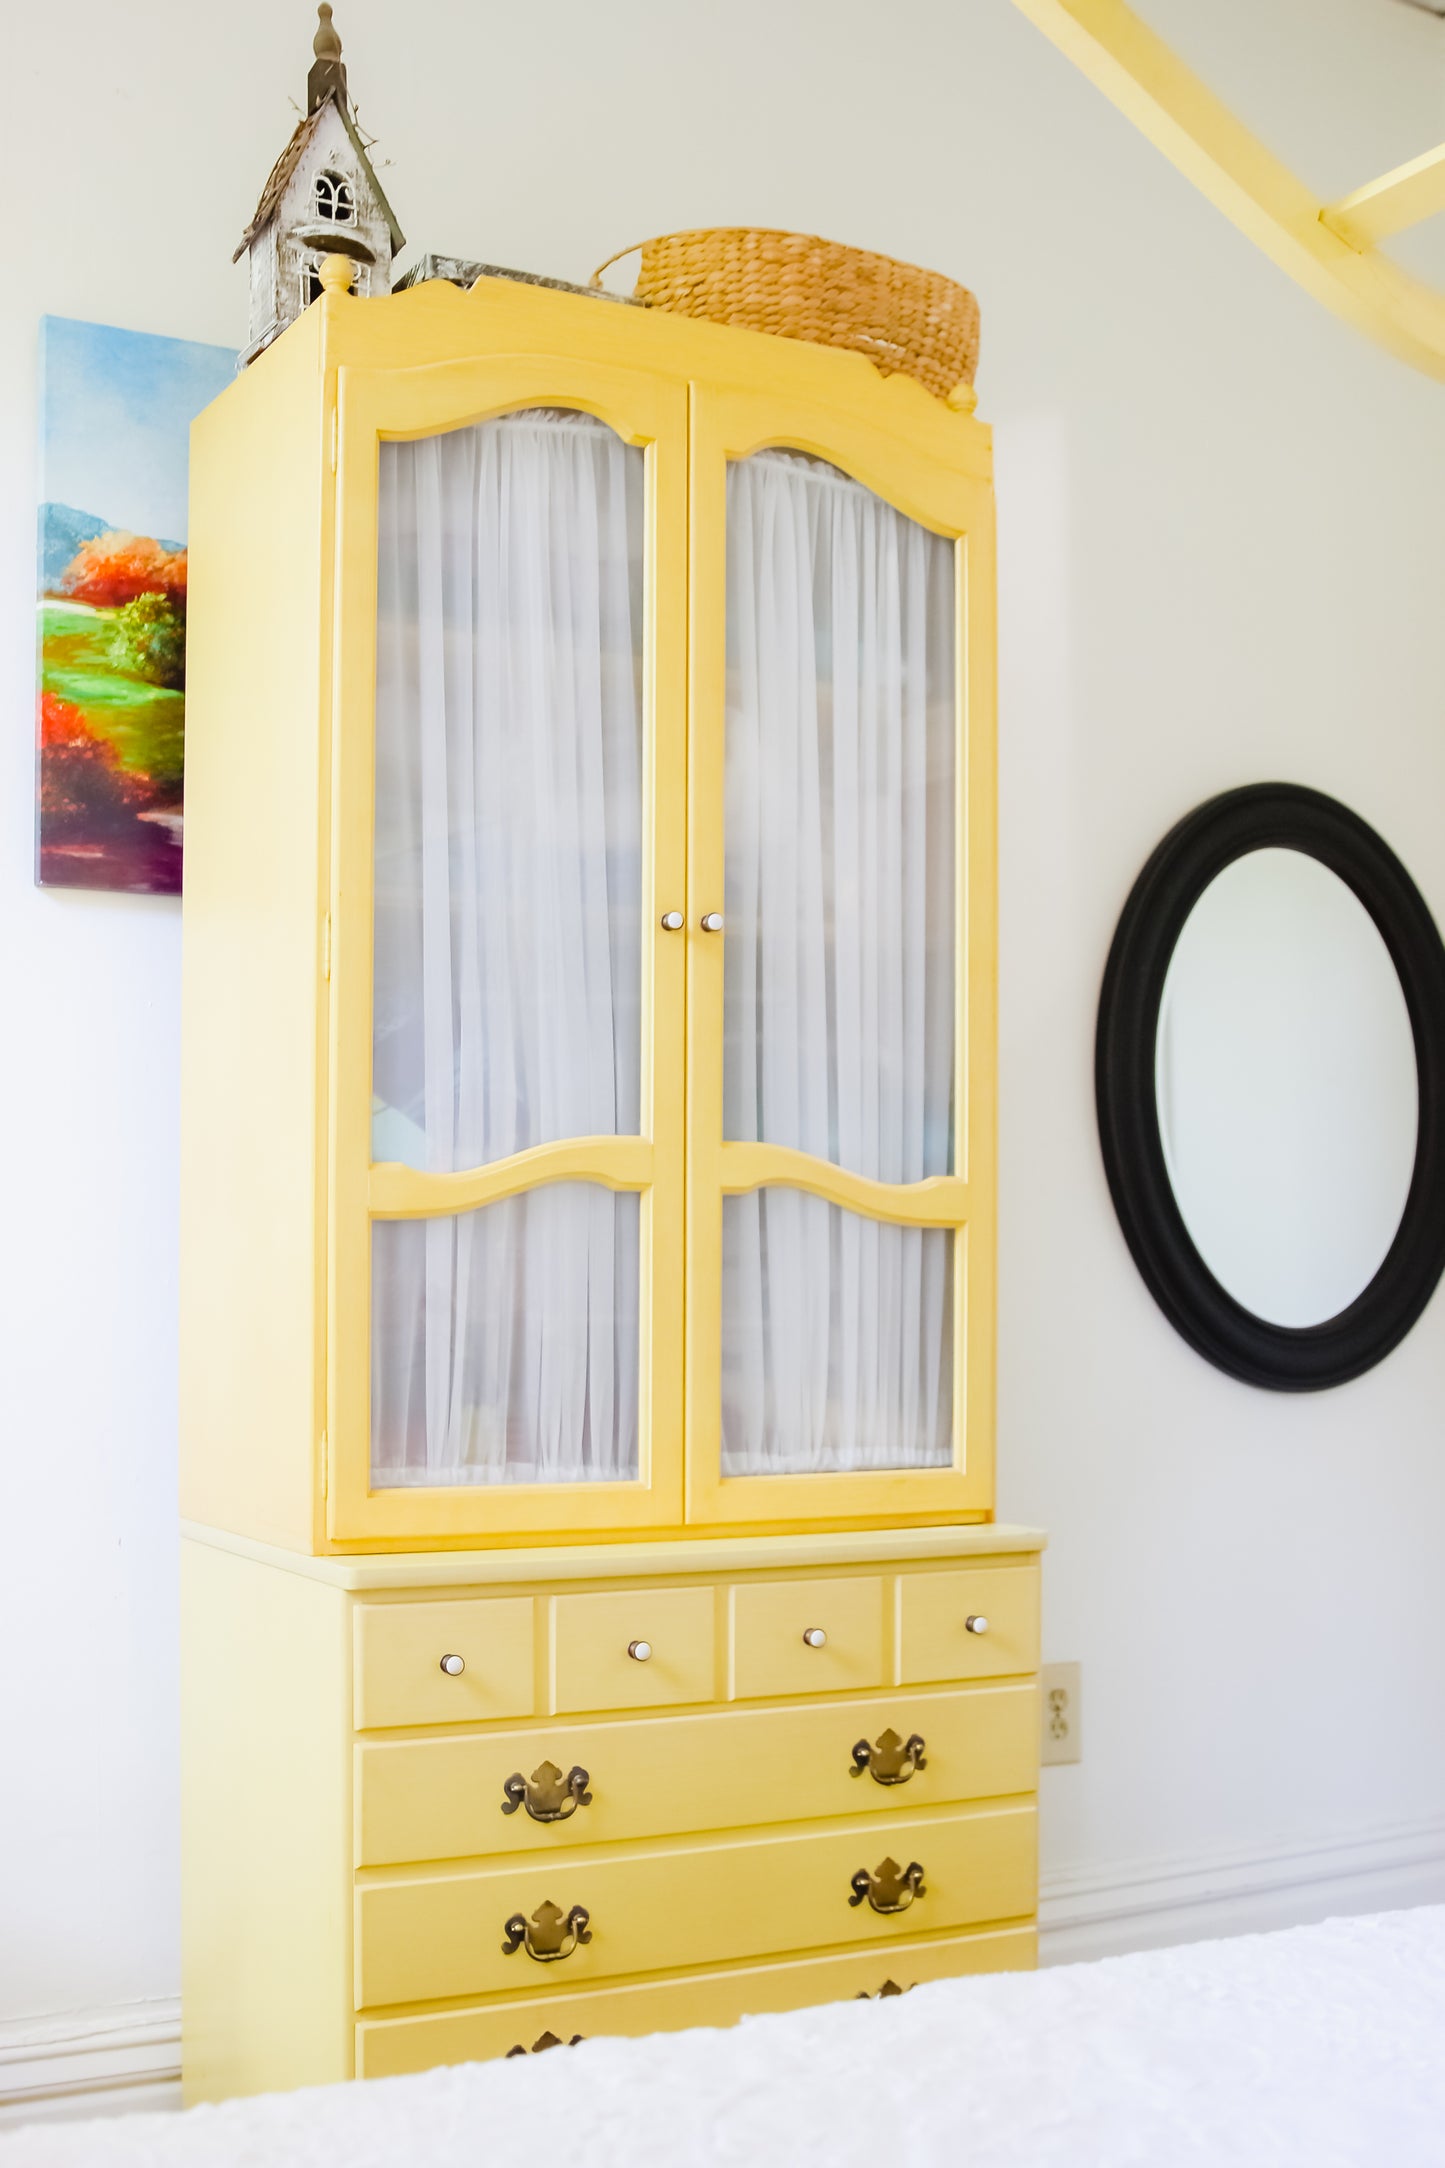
[[179, 254, 1044, 2102]]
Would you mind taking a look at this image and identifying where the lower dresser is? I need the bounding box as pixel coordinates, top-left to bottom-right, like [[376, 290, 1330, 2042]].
[[181, 1523, 1046, 2104]]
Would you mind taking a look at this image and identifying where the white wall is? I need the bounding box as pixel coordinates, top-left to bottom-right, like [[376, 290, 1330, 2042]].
[[3, 0, 1445, 2058]]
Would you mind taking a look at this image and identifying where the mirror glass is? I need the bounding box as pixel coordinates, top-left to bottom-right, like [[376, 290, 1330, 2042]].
[[1156, 847, 1418, 1327]]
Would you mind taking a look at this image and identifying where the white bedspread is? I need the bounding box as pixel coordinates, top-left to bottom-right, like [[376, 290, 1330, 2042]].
[[7, 1908, 1443, 2167]]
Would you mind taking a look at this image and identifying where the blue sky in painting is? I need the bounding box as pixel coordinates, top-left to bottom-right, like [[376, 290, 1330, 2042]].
[[39, 317, 235, 546]]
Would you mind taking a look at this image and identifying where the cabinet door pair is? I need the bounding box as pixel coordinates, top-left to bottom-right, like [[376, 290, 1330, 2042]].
[[327, 341, 994, 1542]]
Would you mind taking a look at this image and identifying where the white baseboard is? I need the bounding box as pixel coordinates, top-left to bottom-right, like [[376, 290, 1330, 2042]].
[[3, 1812, 1442, 2127], [0, 2000, 181, 2127], [1039, 1809, 1445, 1965]]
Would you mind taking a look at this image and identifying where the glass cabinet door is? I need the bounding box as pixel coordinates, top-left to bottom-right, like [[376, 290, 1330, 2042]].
[[329, 361, 687, 1541], [685, 387, 995, 1524]]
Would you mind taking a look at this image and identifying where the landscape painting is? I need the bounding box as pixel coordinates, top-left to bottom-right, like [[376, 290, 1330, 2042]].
[[37, 317, 235, 893]]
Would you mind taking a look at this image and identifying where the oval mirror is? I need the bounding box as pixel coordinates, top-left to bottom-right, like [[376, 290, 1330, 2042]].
[[1097, 786, 1445, 1389]]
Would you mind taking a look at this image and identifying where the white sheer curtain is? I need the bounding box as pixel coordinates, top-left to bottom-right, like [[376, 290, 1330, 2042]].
[[370, 411, 644, 1487], [721, 451, 956, 1476]]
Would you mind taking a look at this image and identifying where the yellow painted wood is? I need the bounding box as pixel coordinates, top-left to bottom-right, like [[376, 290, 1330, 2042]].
[[183, 1518, 1047, 1588], [355, 1800, 1036, 2008], [355, 1683, 1039, 1866], [684, 380, 996, 1532], [551, 1586, 716, 1712], [353, 1597, 535, 1731], [730, 1576, 884, 1701], [368, 1138, 655, 1218], [180, 313, 331, 1552], [719, 1144, 969, 1226], [897, 1566, 1041, 1685], [181, 1539, 353, 2103], [1323, 142, 1445, 250], [1011, 0, 1445, 386], [355, 1923, 1036, 2077]]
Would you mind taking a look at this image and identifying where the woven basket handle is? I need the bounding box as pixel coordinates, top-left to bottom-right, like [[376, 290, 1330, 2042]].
[[589, 240, 653, 292]]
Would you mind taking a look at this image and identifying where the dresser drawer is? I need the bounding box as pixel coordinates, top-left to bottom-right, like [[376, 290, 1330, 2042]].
[[355, 1800, 1036, 2008], [550, 1587, 714, 1714], [730, 1576, 884, 1699], [897, 1566, 1040, 1684], [354, 1598, 535, 1731], [356, 1683, 1039, 1864], [355, 1922, 1036, 2077]]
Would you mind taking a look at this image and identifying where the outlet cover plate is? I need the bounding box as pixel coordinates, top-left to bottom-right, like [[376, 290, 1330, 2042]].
[[1040, 1661, 1081, 1766]]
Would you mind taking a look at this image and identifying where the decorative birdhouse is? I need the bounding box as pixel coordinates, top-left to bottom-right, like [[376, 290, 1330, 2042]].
[[234, 5, 404, 366]]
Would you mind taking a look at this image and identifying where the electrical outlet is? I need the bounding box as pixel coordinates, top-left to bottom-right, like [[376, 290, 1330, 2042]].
[[1040, 1662, 1081, 1766]]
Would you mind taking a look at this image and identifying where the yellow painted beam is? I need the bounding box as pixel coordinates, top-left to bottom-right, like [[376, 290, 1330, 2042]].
[[1323, 142, 1445, 249], [369, 1136, 655, 1218], [1011, 0, 1445, 382], [718, 1141, 969, 1227]]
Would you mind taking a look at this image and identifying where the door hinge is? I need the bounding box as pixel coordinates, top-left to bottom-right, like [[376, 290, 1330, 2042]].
[[320, 1431, 330, 1500], [322, 913, 332, 981]]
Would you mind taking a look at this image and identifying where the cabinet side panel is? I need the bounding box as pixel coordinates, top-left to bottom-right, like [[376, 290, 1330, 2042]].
[[180, 323, 328, 1548], [181, 1539, 352, 2102]]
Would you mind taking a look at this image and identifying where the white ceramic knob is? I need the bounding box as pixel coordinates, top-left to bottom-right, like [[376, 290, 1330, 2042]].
[[802, 1627, 827, 1648], [660, 911, 684, 931], [439, 1653, 465, 1675], [700, 912, 725, 933], [628, 1639, 653, 1662], [964, 1615, 989, 1636]]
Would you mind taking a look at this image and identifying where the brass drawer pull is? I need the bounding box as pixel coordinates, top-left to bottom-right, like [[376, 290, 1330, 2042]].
[[506, 2031, 586, 2056], [502, 1900, 592, 1962], [849, 1857, 926, 1915], [501, 1762, 593, 1823], [856, 1979, 913, 2000], [850, 1729, 926, 1786]]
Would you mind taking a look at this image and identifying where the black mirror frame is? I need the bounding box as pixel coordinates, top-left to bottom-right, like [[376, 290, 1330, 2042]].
[[1095, 783, 1445, 1390]]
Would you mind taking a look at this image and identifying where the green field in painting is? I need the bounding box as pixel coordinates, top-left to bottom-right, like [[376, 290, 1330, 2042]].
[[40, 598, 184, 788]]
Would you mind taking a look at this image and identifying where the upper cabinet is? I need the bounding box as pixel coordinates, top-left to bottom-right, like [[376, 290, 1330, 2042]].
[[180, 273, 995, 1553]]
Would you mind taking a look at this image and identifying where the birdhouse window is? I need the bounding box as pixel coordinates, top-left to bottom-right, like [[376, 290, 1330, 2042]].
[[315, 170, 355, 224], [302, 257, 325, 307]]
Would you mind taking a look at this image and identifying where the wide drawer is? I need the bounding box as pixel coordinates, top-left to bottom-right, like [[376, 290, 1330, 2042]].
[[897, 1566, 1040, 1684], [356, 1923, 1036, 2077], [356, 1684, 1038, 1865], [355, 1800, 1036, 2009], [354, 1598, 535, 1731]]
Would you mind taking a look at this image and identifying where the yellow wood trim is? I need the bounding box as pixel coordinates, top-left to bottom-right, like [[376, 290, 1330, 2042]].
[[719, 1144, 969, 1227], [684, 382, 995, 1529], [1010, 0, 1445, 383], [326, 350, 688, 1545], [368, 1139, 655, 1218], [1323, 143, 1445, 250], [181, 1520, 1047, 1589]]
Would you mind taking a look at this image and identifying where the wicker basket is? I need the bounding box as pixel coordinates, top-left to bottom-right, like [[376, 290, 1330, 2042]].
[[591, 228, 980, 401]]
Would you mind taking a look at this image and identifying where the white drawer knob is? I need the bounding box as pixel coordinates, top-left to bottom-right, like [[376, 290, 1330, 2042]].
[[439, 1653, 465, 1676], [964, 1615, 989, 1636], [700, 911, 725, 933], [660, 910, 684, 931], [627, 1640, 653, 1662], [802, 1627, 828, 1649]]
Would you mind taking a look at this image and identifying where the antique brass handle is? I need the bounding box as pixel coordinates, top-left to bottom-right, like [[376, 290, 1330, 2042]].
[[501, 1762, 593, 1823], [850, 1729, 927, 1786], [855, 1979, 913, 2000], [848, 1857, 926, 1915], [506, 2031, 586, 2056], [502, 1900, 593, 1962]]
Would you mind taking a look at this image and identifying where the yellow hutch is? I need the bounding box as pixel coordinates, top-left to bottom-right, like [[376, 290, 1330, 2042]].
[[178, 248, 1044, 2100]]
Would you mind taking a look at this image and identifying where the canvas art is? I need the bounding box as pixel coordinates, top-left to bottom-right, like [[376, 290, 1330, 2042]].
[[36, 317, 235, 894]]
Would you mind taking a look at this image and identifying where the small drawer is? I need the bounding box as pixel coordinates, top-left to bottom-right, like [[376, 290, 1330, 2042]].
[[731, 1576, 883, 1700], [355, 1683, 1039, 1865], [354, 1598, 534, 1731], [355, 1800, 1036, 2009], [356, 1923, 1036, 2077], [897, 1565, 1040, 1684], [551, 1587, 714, 1714]]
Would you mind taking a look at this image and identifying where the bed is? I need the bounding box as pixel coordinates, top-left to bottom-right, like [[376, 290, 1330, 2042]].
[[6, 1908, 1443, 2167]]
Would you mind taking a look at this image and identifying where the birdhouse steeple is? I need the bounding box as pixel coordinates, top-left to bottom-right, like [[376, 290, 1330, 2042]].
[[308, 4, 348, 113]]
